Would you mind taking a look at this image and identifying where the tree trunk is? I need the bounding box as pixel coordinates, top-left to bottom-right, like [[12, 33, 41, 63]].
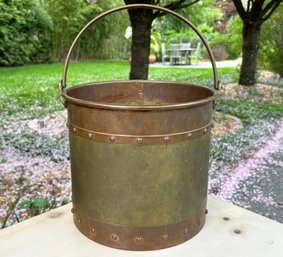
[[239, 22, 261, 86], [127, 7, 154, 79]]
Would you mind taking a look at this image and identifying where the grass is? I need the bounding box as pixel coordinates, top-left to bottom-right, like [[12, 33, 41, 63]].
[[0, 60, 238, 119], [216, 99, 283, 125]]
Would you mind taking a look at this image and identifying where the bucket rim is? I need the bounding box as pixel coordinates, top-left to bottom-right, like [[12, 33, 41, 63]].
[[61, 80, 216, 110]]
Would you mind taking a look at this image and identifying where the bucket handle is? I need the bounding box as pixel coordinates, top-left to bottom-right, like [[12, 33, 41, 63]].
[[60, 4, 220, 92]]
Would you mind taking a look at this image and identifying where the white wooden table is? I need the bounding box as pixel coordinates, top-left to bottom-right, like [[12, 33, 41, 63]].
[[1, 196, 283, 257]]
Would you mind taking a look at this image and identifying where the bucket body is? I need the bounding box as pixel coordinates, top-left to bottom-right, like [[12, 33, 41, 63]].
[[62, 80, 215, 250]]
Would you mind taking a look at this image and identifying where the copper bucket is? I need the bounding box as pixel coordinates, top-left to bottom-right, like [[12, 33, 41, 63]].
[[60, 4, 219, 251]]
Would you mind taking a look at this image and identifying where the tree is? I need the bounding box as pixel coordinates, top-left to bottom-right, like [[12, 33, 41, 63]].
[[232, 0, 282, 86], [124, 0, 202, 79]]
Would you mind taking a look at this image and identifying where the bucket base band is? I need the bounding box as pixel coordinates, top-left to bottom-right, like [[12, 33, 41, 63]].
[[72, 206, 206, 250]]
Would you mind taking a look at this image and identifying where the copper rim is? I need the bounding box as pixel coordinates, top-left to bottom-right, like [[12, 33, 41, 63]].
[[62, 80, 216, 111]]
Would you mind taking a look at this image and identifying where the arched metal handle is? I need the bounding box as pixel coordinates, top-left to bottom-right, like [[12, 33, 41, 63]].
[[60, 3, 220, 92]]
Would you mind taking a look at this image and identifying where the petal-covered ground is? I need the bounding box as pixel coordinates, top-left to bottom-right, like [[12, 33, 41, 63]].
[[213, 119, 283, 222]]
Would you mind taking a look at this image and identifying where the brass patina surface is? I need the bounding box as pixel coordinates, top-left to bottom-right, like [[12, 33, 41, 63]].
[[70, 133, 210, 226], [63, 80, 215, 250], [70, 133, 210, 250], [65, 79, 214, 248], [60, 3, 219, 251]]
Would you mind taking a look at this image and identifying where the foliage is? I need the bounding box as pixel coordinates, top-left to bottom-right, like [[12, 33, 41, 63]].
[[19, 197, 49, 216], [152, 0, 223, 61], [45, 0, 129, 61], [163, 23, 215, 44], [209, 16, 243, 60], [150, 31, 161, 54], [225, 16, 242, 58], [156, 0, 222, 32], [155, 0, 222, 45], [0, 0, 53, 66], [0, 0, 233, 66], [0, 0, 128, 65], [45, 0, 101, 61], [259, 6, 283, 77]]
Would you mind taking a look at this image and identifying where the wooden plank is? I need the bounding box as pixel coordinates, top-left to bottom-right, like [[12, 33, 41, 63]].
[[0, 196, 282, 257]]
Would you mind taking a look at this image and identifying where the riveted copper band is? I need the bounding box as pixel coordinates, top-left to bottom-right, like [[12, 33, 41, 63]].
[[68, 121, 212, 145], [72, 206, 206, 250]]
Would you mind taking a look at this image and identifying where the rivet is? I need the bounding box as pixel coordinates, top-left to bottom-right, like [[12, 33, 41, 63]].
[[111, 233, 119, 241], [162, 234, 169, 240], [187, 133, 192, 139], [164, 136, 170, 143], [110, 136, 116, 143], [71, 208, 74, 213], [88, 133, 93, 139], [203, 128, 208, 134], [73, 128, 77, 134], [77, 219, 81, 224], [90, 227, 96, 236], [205, 209, 208, 215], [135, 236, 144, 244], [137, 138, 143, 144], [234, 229, 241, 234], [184, 228, 189, 235]]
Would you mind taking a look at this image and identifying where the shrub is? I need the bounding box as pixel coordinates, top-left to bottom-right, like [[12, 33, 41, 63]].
[[0, 0, 53, 66], [259, 6, 283, 77], [209, 16, 243, 60]]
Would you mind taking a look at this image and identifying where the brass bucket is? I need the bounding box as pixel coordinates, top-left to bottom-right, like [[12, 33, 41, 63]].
[[60, 4, 219, 251]]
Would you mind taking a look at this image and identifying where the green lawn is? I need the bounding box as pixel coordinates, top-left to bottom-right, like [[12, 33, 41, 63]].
[[0, 60, 238, 119]]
